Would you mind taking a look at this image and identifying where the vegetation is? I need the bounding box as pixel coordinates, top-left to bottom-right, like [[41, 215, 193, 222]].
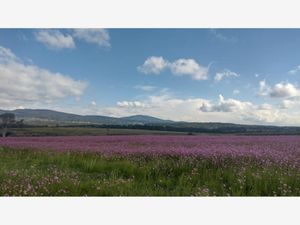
[[8, 124, 300, 137], [11, 126, 186, 136], [0, 113, 16, 137], [0, 147, 299, 196], [2, 108, 300, 135]]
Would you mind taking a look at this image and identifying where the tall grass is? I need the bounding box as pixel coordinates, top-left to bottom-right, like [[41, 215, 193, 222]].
[[0, 147, 299, 196]]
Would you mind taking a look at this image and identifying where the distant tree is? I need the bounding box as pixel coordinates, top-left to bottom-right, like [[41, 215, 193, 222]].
[[0, 113, 16, 137], [17, 119, 24, 127]]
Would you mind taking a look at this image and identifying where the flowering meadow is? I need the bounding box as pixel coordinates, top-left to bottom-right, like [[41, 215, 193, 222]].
[[0, 135, 299, 196]]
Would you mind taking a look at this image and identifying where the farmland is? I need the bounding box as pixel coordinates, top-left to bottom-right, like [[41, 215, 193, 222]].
[[0, 135, 299, 196], [10, 126, 186, 137]]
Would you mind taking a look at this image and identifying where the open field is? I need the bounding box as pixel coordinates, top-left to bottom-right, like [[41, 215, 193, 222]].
[[11, 127, 186, 136], [0, 135, 299, 196], [10, 124, 300, 136]]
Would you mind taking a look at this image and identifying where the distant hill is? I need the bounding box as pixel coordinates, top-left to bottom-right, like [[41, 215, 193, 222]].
[[1, 108, 300, 134], [0, 109, 174, 125], [120, 115, 174, 124]]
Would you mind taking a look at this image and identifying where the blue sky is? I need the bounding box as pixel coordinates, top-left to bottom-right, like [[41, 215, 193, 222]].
[[1, 29, 300, 125]]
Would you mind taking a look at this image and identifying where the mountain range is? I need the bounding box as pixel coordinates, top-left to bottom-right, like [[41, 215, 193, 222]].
[[0, 109, 174, 125], [1, 108, 300, 134]]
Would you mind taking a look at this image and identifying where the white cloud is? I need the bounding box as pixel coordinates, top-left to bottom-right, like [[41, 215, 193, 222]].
[[137, 56, 168, 74], [214, 69, 239, 82], [258, 80, 300, 98], [80, 89, 300, 125], [269, 83, 300, 97], [109, 94, 287, 124], [117, 101, 147, 108], [233, 89, 240, 95], [258, 80, 268, 96], [109, 95, 210, 122], [35, 30, 75, 49], [35, 29, 111, 50], [73, 29, 110, 47], [91, 101, 97, 106], [93, 92, 264, 124], [0, 46, 87, 109], [200, 95, 253, 113], [288, 65, 300, 74], [134, 85, 156, 91], [169, 58, 209, 80], [138, 56, 209, 80], [199, 95, 285, 124], [258, 103, 273, 110], [280, 99, 296, 109], [210, 29, 238, 42], [0, 46, 18, 61]]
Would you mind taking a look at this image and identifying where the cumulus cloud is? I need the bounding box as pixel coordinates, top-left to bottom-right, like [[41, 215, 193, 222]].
[[269, 83, 300, 97], [258, 80, 300, 98], [288, 65, 300, 74], [35, 30, 75, 49], [0, 46, 87, 109], [73, 29, 110, 47], [108, 94, 210, 122], [134, 85, 156, 91], [200, 95, 253, 113], [169, 58, 209, 80], [199, 95, 285, 124], [91, 101, 97, 106], [97, 90, 265, 124], [117, 101, 147, 108], [280, 99, 295, 109], [137, 56, 168, 74], [81, 89, 300, 125], [214, 69, 239, 82], [138, 56, 209, 80], [258, 80, 268, 96], [35, 29, 111, 49], [0, 46, 18, 62]]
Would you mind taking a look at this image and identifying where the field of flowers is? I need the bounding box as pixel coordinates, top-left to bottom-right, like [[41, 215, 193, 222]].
[[0, 135, 299, 196]]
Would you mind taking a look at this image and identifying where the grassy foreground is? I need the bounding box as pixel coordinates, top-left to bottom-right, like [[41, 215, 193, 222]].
[[0, 147, 299, 196]]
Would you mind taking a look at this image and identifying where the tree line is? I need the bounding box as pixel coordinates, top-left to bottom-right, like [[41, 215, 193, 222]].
[[0, 113, 23, 137]]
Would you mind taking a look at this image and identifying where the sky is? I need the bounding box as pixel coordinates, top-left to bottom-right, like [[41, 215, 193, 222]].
[[1, 29, 300, 125]]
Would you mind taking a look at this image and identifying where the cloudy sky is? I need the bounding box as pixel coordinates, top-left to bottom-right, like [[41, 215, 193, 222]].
[[1, 29, 300, 125]]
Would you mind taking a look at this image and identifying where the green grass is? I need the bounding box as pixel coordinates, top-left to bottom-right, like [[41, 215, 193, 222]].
[[0, 147, 299, 196], [11, 127, 186, 136]]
